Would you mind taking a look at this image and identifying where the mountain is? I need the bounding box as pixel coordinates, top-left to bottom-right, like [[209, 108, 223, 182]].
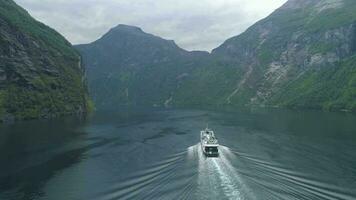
[[78, 0, 356, 112], [0, 0, 90, 122], [76, 24, 210, 108], [209, 0, 356, 111]]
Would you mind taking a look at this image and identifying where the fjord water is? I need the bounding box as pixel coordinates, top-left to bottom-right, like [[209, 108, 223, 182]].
[[1, 108, 356, 200]]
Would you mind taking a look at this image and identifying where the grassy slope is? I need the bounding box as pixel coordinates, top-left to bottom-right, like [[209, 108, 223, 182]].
[[214, 0, 356, 112], [174, 61, 244, 106], [267, 0, 356, 111], [270, 56, 356, 111], [0, 0, 89, 121]]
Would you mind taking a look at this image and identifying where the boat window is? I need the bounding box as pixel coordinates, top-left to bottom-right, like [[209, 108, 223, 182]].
[[205, 147, 218, 153]]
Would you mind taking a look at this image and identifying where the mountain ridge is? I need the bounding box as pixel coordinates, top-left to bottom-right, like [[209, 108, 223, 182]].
[[78, 0, 356, 112]]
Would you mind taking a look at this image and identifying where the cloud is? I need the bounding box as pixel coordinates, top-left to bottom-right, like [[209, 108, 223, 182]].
[[14, 0, 287, 51]]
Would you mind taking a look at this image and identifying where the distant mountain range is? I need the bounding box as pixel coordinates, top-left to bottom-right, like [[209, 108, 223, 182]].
[[0, 0, 89, 122], [77, 0, 356, 112]]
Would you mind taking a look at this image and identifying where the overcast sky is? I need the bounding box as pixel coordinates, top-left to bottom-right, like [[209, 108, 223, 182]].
[[15, 0, 287, 51]]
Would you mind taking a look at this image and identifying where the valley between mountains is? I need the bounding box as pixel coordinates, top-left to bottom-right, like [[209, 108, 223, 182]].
[[77, 0, 356, 112], [1, 0, 356, 122]]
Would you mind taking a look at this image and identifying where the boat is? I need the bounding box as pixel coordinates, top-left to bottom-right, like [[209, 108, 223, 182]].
[[200, 126, 219, 157]]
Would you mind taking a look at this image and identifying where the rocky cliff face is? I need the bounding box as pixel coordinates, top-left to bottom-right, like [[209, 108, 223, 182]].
[[0, 0, 89, 122], [209, 0, 356, 111]]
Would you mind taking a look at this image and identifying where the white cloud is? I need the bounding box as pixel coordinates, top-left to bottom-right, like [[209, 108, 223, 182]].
[[14, 0, 287, 51]]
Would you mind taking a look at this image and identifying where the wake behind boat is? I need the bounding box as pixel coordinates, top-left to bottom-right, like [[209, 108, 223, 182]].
[[200, 127, 219, 157]]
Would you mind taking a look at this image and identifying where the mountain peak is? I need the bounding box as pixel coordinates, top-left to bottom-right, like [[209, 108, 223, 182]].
[[111, 24, 143, 33], [98, 24, 184, 52]]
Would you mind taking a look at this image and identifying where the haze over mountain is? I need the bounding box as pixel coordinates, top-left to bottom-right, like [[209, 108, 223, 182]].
[[78, 0, 356, 112], [14, 0, 287, 51], [0, 0, 89, 122]]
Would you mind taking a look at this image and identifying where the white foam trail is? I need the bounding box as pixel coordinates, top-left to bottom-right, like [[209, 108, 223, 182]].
[[195, 143, 255, 200], [211, 158, 241, 199], [220, 145, 258, 200]]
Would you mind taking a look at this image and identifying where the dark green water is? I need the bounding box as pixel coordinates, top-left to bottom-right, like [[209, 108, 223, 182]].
[[1, 108, 356, 200]]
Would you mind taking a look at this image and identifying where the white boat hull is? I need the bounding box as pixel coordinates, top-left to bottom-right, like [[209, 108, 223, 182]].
[[200, 129, 219, 157]]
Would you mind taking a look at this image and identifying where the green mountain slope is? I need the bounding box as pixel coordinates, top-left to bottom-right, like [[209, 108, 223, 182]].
[[0, 0, 89, 122], [79, 0, 356, 112], [211, 0, 356, 111]]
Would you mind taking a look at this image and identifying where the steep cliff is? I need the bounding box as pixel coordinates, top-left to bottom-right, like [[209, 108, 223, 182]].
[[0, 0, 89, 122], [209, 0, 356, 111]]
